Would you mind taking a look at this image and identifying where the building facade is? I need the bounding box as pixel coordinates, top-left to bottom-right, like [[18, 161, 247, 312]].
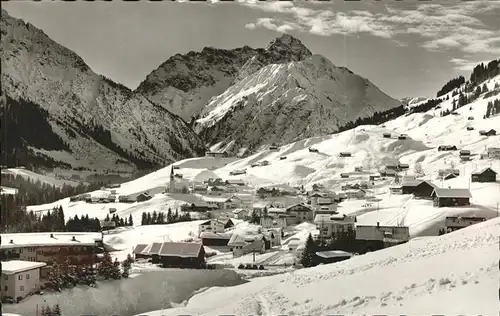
[[1, 260, 47, 302]]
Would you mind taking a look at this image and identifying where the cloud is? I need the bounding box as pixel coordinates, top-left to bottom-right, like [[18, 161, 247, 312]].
[[450, 58, 496, 71], [241, 0, 500, 55]]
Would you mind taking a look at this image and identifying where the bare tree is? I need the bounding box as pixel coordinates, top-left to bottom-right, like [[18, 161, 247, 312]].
[[414, 162, 425, 176]]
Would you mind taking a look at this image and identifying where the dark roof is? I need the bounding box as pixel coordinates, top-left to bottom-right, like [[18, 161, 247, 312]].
[[432, 188, 471, 198], [472, 167, 497, 176], [200, 232, 232, 240], [315, 250, 352, 259], [158, 242, 203, 258], [133, 244, 148, 254], [141, 242, 163, 255], [416, 180, 438, 189]]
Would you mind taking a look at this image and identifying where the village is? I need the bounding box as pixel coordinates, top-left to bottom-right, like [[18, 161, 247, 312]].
[[2, 134, 498, 307]]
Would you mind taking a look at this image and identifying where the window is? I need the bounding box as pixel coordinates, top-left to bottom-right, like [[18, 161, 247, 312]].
[[4, 286, 7, 291], [20, 286, 24, 292], [3, 275, 7, 280], [26, 274, 30, 280], [18, 275, 23, 280]]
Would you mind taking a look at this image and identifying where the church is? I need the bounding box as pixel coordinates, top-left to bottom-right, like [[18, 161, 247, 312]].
[[166, 166, 190, 193]]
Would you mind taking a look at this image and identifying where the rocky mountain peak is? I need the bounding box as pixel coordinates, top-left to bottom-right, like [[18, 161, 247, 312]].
[[266, 34, 312, 59]]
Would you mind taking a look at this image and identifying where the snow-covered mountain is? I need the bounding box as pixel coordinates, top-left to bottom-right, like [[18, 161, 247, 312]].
[[401, 96, 428, 109], [135, 34, 312, 122], [0, 9, 206, 172], [194, 54, 402, 155]]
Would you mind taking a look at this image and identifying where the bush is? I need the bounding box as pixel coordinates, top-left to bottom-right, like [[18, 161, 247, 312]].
[[238, 264, 245, 269], [245, 263, 253, 269], [258, 265, 265, 270], [252, 264, 258, 270]]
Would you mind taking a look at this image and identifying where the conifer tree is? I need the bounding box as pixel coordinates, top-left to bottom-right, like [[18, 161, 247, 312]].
[[141, 212, 147, 225], [52, 304, 62, 316], [300, 233, 317, 268], [128, 214, 133, 226]]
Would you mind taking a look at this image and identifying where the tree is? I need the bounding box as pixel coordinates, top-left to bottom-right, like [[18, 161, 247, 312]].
[[122, 254, 133, 278], [98, 250, 114, 279], [128, 214, 133, 226], [141, 212, 147, 225], [300, 233, 317, 268], [414, 162, 425, 176], [249, 210, 260, 224], [167, 208, 173, 223], [111, 258, 122, 279], [48, 263, 63, 291], [52, 304, 62, 316]]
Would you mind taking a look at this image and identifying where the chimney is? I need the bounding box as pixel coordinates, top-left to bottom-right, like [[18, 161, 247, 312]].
[[9, 239, 14, 244], [377, 222, 380, 228], [71, 236, 76, 241], [50, 233, 54, 238]]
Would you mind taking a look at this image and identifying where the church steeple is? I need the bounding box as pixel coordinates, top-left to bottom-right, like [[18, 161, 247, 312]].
[[170, 166, 174, 179]]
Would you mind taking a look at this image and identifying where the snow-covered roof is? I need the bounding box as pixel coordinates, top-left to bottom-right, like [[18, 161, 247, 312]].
[[141, 242, 163, 255], [200, 232, 232, 239], [233, 208, 247, 214], [401, 179, 423, 187], [158, 242, 203, 258], [202, 196, 231, 203], [1, 232, 102, 249], [133, 244, 148, 255], [472, 167, 497, 175], [315, 250, 352, 259], [432, 188, 472, 198], [1, 260, 47, 275]]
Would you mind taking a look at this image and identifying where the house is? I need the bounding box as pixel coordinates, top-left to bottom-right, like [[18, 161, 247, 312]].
[[280, 156, 287, 160], [479, 129, 497, 136], [385, 163, 399, 170], [205, 151, 228, 158], [401, 178, 424, 194], [339, 152, 352, 157], [1, 260, 47, 302], [390, 186, 402, 194], [230, 169, 247, 176], [0, 186, 19, 196], [340, 173, 349, 179], [260, 215, 288, 229], [438, 169, 460, 177], [286, 239, 301, 252], [157, 242, 205, 269], [133, 244, 149, 260], [398, 163, 410, 170], [136, 192, 152, 202], [459, 150, 471, 156], [269, 145, 279, 151], [398, 134, 408, 140], [314, 214, 356, 239], [334, 192, 347, 202], [105, 195, 116, 203], [184, 201, 211, 212], [413, 181, 438, 199], [471, 167, 497, 183], [443, 173, 458, 180], [369, 175, 381, 181], [444, 216, 486, 233], [309, 147, 319, 153], [467, 116, 474, 120], [431, 188, 471, 207], [198, 218, 234, 236], [192, 184, 208, 194], [228, 234, 266, 257], [356, 223, 410, 247], [256, 187, 274, 199], [0, 233, 105, 266], [232, 208, 248, 219], [258, 160, 270, 166], [438, 145, 458, 151], [354, 166, 363, 172], [225, 179, 246, 186], [262, 228, 282, 248], [314, 251, 352, 265], [466, 126, 474, 131], [382, 132, 391, 138], [313, 200, 338, 216], [139, 242, 163, 264], [200, 232, 232, 247], [344, 189, 367, 199], [286, 204, 314, 223], [487, 147, 500, 159]]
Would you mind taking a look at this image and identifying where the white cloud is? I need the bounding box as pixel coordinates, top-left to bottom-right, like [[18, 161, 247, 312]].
[[241, 0, 500, 54], [449, 58, 483, 71]]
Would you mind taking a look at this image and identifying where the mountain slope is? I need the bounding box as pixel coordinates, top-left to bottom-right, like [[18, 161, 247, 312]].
[[195, 54, 402, 154], [0, 9, 205, 172], [135, 35, 312, 122]]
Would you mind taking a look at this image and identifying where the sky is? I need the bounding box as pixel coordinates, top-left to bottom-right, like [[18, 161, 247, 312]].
[[2, 0, 500, 99]]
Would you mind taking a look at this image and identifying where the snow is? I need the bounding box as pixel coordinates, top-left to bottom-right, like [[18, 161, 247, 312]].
[[1, 168, 81, 187], [1, 232, 102, 248], [1, 260, 47, 274], [139, 216, 500, 316]]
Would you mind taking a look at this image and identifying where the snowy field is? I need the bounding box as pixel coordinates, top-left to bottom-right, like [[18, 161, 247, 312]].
[[1, 168, 82, 187], [138, 216, 500, 316]]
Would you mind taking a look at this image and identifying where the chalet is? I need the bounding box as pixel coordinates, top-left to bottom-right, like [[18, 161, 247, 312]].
[[118, 195, 134, 203], [136, 192, 152, 202], [471, 167, 497, 183], [413, 180, 438, 199], [286, 204, 314, 223], [311, 183, 325, 191], [157, 242, 205, 269], [398, 163, 410, 170], [267, 207, 286, 217], [487, 147, 500, 159], [228, 234, 266, 257], [200, 232, 232, 247], [479, 129, 497, 136], [223, 184, 238, 193], [398, 134, 408, 140], [280, 156, 287, 160], [105, 195, 116, 203], [187, 201, 211, 212], [382, 132, 391, 138], [444, 216, 486, 233], [133, 244, 149, 260], [356, 223, 410, 248], [225, 179, 246, 186], [198, 218, 234, 236], [262, 228, 282, 248], [339, 152, 352, 157], [354, 166, 363, 172], [443, 173, 458, 180], [230, 169, 247, 176], [334, 192, 347, 202], [205, 151, 229, 158], [314, 251, 352, 265], [256, 187, 274, 199], [340, 173, 350, 179], [208, 186, 225, 195], [385, 163, 399, 170], [390, 186, 402, 194], [459, 149, 471, 156], [309, 148, 319, 153], [250, 163, 259, 168], [230, 194, 253, 208], [140, 242, 163, 264], [466, 126, 474, 131], [1, 260, 47, 302], [431, 188, 471, 207], [344, 189, 367, 199], [286, 239, 302, 252], [438, 145, 458, 151], [438, 169, 460, 177], [0, 233, 105, 266], [401, 178, 422, 194], [314, 214, 356, 239]]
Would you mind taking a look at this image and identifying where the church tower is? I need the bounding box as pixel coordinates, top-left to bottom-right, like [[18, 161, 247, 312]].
[[168, 166, 175, 193]]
